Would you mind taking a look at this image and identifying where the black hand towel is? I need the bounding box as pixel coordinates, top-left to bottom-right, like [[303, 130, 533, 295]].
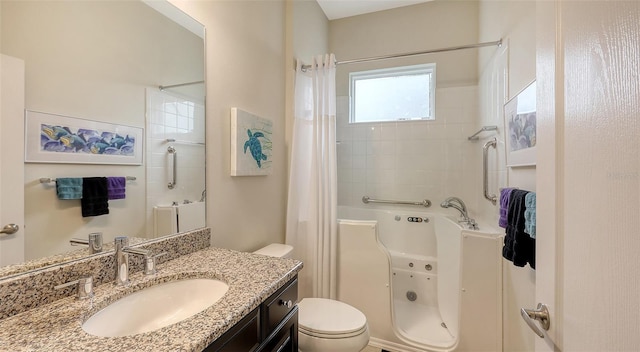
[[502, 189, 536, 269], [81, 177, 109, 217]]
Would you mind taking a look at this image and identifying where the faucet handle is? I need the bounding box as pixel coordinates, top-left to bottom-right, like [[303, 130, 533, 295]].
[[69, 232, 103, 254], [144, 252, 168, 275], [55, 276, 94, 300], [460, 218, 479, 230]]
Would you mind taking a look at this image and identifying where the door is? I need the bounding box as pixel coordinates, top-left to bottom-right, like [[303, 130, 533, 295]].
[[534, 1, 640, 350], [0, 54, 25, 266]]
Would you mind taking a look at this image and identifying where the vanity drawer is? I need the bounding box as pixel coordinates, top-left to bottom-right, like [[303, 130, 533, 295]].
[[262, 277, 298, 336]]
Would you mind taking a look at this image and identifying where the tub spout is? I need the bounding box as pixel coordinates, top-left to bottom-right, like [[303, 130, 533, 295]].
[[440, 197, 477, 229]]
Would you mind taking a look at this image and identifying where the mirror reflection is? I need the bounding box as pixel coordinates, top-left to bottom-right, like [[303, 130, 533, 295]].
[[0, 0, 205, 276]]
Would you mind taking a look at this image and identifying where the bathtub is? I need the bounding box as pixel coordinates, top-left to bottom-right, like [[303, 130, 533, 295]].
[[337, 206, 503, 352]]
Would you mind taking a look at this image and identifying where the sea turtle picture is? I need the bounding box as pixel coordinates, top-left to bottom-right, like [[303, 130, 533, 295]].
[[231, 108, 272, 176], [244, 129, 267, 168]]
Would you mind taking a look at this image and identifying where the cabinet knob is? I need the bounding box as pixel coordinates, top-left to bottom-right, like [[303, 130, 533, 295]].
[[279, 299, 293, 309]]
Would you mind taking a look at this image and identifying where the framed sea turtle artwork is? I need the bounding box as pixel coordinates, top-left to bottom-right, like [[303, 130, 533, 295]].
[[230, 108, 273, 176], [25, 110, 143, 165]]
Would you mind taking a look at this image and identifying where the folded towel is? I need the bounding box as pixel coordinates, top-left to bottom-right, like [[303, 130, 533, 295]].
[[524, 192, 536, 239], [81, 177, 109, 217], [499, 188, 514, 228], [56, 178, 83, 200], [502, 189, 535, 269], [107, 177, 126, 200]]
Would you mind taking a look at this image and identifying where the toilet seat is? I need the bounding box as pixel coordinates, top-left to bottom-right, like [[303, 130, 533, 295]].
[[298, 298, 368, 339]]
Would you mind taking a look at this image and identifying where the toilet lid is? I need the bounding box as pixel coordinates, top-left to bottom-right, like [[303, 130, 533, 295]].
[[298, 298, 367, 337]]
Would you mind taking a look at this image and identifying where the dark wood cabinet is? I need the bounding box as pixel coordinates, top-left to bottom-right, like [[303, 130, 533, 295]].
[[204, 277, 298, 352], [259, 309, 297, 352]]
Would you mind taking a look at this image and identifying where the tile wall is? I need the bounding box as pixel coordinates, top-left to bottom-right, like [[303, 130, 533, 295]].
[[336, 86, 482, 217], [146, 89, 206, 236]]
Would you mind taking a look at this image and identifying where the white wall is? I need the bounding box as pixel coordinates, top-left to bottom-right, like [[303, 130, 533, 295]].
[[292, 0, 329, 62], [477, 1, 537, 351], [1, 1, 203, 259], [286, 0, 329, 168], [330, 0, 479, 94], [171, 0, 288, 252]]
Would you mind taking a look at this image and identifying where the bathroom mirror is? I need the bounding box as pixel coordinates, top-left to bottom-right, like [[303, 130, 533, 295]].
[[0, 0, 205, 278]]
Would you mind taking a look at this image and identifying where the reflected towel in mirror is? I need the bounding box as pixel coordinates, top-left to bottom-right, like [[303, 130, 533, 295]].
[[107, 177, 126, 200], [81, 177, 109, 217], [55, 178, 83, 200]]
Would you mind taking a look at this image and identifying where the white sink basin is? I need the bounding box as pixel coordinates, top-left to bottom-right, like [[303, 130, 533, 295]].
[[82, 278, 229, 337]]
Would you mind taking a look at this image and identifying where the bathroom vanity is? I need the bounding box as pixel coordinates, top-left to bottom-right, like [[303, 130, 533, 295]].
[[0, 230, 303, 351], [205, 277, 298, 351]]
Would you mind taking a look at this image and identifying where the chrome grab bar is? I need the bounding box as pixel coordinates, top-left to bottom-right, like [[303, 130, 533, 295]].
[[165, 138, 205, 146], [168, 146, 177, 189], [362, 196, 431, 208], [483, 138, 498, 205]]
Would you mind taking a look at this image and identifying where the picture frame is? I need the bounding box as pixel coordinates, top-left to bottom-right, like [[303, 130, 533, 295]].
[[230, 108, 273, 176], [504, 80, 536, 167], [25, 110, 143, 165]]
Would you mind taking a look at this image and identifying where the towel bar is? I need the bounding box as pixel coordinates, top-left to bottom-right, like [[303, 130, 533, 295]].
[[40, 176, 136, 184]]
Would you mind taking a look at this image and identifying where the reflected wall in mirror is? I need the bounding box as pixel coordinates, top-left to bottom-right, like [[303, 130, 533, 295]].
[[0, 0, 205, 275]]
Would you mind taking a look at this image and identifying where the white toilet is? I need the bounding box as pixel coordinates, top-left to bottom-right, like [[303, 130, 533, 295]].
[[253, 243, 370, 352]]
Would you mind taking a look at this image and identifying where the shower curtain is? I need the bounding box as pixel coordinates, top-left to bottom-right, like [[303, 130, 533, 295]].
[[286, 54, 337, 299]]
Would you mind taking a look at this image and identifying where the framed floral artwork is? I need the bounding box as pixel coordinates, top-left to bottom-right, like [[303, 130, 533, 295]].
[[504, 80, 536, 167], [25, 110, 143, 165]]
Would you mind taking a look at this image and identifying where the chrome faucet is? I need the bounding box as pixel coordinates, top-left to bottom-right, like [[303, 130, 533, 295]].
[[114, 237, 132, 286], [440, 197, 478, 229], [114, 237, 165, 286], [70, 232, 103, 254]]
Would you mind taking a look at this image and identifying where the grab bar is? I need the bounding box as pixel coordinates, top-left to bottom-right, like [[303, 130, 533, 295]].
[[165, 138, 205, 146], [483, 138, 497, 204], [167, 146, 177, 189], [468, 125, 498, 140], [362, 196, 432, 208]]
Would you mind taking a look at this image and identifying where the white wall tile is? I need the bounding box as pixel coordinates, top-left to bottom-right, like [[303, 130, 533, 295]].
[[336, 85, 480, 217]]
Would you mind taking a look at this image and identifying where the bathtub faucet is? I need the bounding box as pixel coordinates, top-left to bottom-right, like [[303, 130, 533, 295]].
[[440, 197, 478, 230]]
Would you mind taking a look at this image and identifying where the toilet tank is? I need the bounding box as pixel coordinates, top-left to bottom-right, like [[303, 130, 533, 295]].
[[253, 243, 293, 258]]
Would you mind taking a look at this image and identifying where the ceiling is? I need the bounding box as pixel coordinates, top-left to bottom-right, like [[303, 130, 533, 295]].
[[317, 0, 434, 20]]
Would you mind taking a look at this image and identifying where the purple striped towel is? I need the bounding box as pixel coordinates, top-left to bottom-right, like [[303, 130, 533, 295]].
[[499, 188, 514, 228], [107, 177, 126, 200]]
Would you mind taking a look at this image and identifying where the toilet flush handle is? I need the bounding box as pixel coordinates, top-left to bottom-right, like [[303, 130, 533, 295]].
[[279, 299, 293, 309]]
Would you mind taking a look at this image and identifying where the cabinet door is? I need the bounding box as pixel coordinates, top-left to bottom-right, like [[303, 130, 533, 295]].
[[204, 308, 260, 352], [260, 309, 298, 352]]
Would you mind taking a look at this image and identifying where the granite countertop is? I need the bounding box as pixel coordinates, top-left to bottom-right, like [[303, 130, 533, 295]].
[[0, 246, 303, 352]]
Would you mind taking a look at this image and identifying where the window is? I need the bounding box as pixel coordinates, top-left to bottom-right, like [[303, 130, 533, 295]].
[[349, 64, 436, 123]]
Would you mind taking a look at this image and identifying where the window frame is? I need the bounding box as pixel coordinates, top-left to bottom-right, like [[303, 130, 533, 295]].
[[349, 63, 436, 124]]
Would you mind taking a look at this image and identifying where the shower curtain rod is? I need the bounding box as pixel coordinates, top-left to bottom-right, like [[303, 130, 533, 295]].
[[300, 39, 502, 70], [159, 80, 205, 91]]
